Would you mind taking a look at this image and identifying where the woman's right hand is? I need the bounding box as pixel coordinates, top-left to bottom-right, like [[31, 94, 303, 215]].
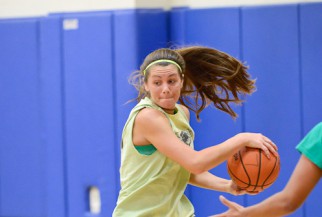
[[236, 133, 278, 159]]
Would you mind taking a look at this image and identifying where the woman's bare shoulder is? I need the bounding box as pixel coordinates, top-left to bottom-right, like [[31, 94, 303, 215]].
[[178, 104, 190, 120], [135, 107, 168, 127]]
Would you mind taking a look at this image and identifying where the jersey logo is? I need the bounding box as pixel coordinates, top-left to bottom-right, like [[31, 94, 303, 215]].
[[176, 130, 192, 146]]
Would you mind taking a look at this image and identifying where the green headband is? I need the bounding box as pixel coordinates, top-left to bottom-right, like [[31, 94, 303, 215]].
[[143, 59, 182, 75]]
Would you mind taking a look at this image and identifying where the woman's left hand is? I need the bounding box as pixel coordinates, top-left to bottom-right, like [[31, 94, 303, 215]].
[[226, 180, 245, 195], [227, 180, 261, 196]]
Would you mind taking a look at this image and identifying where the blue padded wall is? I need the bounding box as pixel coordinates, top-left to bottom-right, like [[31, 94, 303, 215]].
[[112, 9, 139, 199], [184, 8, 245, 216], [300, 3, 322, 133], [1, 3, 322, 217], [169, 7, 187, 47], [186, 8, 241, 56], [241, 5, 303, 216], [0, 19, 45, 216], [39, 16, 66, 217], [136, 9, 168, 63], [299, 3, 322, 217], [61, 12, 117, 217]]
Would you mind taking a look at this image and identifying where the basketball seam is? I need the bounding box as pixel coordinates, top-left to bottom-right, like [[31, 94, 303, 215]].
[[253, 149, 262, 191], [261, 154, 279, 188], [227, 165, 276, 187], [239, 150, 251, 189]]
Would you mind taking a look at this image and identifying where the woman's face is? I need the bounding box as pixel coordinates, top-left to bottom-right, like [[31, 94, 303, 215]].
[[144, 64, 183, 114]]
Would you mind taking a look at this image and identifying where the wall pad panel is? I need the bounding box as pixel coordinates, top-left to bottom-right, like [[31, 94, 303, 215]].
[[242, 5, 302, 216], [0, 19, 45, 217], [62, 12, 116, 217], [40, 16, 66, 217]]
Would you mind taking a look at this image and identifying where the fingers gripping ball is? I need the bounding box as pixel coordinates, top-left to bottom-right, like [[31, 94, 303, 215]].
[[227, 147, 280, 192]]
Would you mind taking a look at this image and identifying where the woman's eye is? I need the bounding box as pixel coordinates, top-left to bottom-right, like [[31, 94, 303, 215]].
[[154, 81, 161, 86]]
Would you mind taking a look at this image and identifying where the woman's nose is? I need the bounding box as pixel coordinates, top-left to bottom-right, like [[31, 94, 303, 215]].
[[162, 84, 170, 93]]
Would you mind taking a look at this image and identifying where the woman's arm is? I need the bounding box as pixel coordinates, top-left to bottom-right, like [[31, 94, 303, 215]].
[[212, 155, 322, 217], [190, 172, 246, 195], [134, 108, 277, 175], [189, 172, 230, 192]]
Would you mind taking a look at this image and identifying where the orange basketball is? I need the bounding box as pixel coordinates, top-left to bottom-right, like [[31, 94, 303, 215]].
[[227, 147, 280, 192]]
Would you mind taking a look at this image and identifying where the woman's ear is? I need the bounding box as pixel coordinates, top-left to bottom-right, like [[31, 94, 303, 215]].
[[144, 82, 149, 92], [180, 73, 184, 87]]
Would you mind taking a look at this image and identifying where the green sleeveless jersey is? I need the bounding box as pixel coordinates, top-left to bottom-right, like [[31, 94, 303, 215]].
[[113, 97, 195, 217], [296, 122, 322, 169]]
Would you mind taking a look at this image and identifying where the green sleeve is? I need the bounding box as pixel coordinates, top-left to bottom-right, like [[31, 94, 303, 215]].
[[296, 122, 322, 169]]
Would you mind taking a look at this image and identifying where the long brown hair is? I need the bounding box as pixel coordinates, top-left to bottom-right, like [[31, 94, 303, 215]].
[[129, 46, 256, 120]]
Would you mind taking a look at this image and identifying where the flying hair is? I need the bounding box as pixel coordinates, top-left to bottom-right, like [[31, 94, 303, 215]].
[[128, 46, 256, 120]]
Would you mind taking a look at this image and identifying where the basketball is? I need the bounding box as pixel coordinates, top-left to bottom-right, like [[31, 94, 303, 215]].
[[227, 147, 280, 192]]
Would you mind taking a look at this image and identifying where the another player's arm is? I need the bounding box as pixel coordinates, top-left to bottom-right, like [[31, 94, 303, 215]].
[[135, 108, 276, 175], [239, 155, 322, 217]]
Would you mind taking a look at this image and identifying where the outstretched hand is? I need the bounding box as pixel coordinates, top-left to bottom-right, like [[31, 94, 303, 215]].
[[209, 195, 245, 217]]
